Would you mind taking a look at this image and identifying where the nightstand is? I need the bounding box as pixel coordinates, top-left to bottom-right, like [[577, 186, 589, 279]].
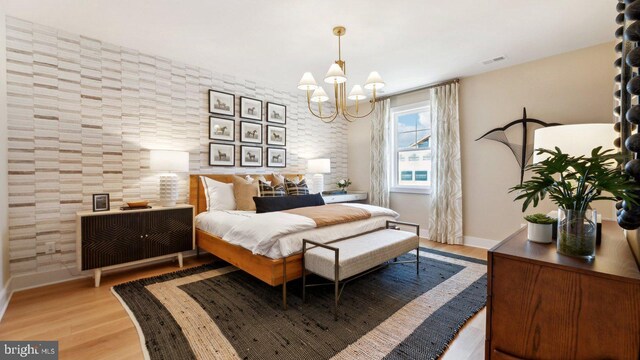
[[322, 191, 368, 204], [76, 204, 194, 287]]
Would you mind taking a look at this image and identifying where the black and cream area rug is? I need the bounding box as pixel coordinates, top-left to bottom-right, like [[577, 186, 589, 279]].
[[112, 248, 487, 360]]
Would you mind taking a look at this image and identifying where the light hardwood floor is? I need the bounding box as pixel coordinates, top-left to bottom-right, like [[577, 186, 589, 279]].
[[0, 240, 487, 360]]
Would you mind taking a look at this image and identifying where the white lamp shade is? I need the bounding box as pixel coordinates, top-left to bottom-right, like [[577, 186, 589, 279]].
[[298, 72, 318, 91], [533, 124, 617, 163], [150, 150, 189, 172], [348, 85, 367, 100], [364, 71, 385, 90], [307, 158, 331, 173], [310, 87, 329, 103], [324, 64, 347, 84]]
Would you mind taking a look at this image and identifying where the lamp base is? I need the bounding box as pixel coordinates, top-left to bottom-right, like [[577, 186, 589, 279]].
[[312, 174, 324, 194], [159, 173, 178, 207]]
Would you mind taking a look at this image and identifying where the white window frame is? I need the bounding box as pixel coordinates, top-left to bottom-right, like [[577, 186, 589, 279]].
[[390, 101, 431, 195]]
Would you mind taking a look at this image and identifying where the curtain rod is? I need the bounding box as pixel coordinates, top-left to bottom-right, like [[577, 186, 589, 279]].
[[377, 78, 459, 100]]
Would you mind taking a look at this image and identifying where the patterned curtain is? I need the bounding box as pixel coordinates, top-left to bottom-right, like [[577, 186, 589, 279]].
[[428, 83, 463, 244], [370, 99, 391, 208]]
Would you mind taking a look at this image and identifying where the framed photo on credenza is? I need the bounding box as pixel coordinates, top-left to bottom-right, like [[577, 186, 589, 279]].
[[266, 147, 286, 168], [266, 125, 286, 146], [209, 143, 235, 166], [267, 102, 286, 124], [208, 90, 235, 117], [240, 146, 263, 167], [209, 116, 235, 141], [240, 96, 263, 121]]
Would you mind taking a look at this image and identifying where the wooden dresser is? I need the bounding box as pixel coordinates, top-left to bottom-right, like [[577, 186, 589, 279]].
[[486, 221, 640, 359]]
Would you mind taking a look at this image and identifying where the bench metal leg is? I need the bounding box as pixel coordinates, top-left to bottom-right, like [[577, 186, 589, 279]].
[[416, 247, 420, 275], [334, 249, 339, 321], [282, 257, 287, 310], [302, 242, 306, 304]]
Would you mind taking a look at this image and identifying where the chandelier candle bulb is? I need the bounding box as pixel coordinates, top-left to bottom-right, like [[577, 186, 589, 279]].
[[310, 87, 329, 103]]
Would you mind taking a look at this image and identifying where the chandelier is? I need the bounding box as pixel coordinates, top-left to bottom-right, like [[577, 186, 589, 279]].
[[297, 26, 385, 123]]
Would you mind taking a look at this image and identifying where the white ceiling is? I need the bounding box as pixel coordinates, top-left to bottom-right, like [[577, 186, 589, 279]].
[[1, 0, 616, 95]]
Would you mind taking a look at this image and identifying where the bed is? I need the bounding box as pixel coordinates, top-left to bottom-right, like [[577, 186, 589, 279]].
[[188, 174, 397, 308]]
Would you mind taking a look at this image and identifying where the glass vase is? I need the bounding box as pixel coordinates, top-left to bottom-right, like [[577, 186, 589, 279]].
[[557, 208, 597, 260]]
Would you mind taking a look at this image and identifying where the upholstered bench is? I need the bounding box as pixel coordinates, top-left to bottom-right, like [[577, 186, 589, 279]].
[[302, 221, 420, 320]]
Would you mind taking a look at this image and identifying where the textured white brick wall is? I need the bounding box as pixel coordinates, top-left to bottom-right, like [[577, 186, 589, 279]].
[[5, 16, 349, 276]]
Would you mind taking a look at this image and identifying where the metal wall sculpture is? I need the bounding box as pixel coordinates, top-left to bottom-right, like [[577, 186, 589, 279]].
[[615, 0, 640, 230], [476, 107, 560, 184]]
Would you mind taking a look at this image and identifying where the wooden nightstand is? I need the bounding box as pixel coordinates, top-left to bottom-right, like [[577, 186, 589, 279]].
[[322, 191, 368, 204], [76, 204, 194, 287]]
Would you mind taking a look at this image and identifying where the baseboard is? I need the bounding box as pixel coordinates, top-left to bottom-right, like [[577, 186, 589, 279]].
[[0, 278, 13, 322], [463, 236, 500, 249]]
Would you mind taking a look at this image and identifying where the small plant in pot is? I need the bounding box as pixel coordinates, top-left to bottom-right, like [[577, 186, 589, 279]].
[[510, 147, 639, 259], [524, 213, 556, 244]]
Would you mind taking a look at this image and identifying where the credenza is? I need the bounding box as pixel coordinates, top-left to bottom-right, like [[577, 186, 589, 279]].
[[486, 221, 640, 359], [76, 205, 194, 287]]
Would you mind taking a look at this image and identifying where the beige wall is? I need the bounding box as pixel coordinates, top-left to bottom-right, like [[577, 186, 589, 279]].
[[348, 41, 616, 245]]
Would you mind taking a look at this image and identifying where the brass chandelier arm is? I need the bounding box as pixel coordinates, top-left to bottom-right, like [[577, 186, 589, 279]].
[[305, 90, 339, 123], [340, 84, 378, 120]]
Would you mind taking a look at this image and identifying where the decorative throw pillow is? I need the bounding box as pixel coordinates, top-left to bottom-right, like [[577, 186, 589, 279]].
[[271, 173, 285, 186], [258, 180, 286, 197], [285, 178, 310, 195], [200, 176, 235, 211], [253, 193, 325, 213], [232, 175, 258, 211]]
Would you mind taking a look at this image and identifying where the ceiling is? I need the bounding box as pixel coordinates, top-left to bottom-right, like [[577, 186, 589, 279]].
[[1, 0, 617, 95]]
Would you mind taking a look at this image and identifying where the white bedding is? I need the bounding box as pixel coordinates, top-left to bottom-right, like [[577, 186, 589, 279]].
[[195, 203, 399, 258]]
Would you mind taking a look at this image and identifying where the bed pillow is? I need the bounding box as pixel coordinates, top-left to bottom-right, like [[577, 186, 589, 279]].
[[232, 175, 259, 211], [258, 180, 286, 197], [284, 178, 310, 195], [253, 193, 325, 213], [271, 173, 285, 186], [200, 176, 235, 211]]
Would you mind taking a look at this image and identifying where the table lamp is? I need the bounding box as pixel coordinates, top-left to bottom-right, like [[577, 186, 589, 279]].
[[150, 150, 189, 207], [307, 158, 331, 194]]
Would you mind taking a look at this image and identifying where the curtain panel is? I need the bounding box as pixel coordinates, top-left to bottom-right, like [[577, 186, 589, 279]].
[[370, 99, 391, 208]]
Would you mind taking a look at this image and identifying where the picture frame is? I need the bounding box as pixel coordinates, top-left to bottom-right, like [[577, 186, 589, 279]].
[[266, 102, 286, 124], [240, 96, 263, 121], [267, 147, 286, 168], [266, 125, 286, 146], [240, 121, 263, 144], [208, 90, 235, 117], [209, 116, 235, 142], [209, 143, 235, 167], [92, 193, 110, 212], [240, 146, 263, 167]]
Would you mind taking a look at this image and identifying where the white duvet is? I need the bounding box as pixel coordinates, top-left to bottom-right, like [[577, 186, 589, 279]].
[[195, 203, 399, 258]]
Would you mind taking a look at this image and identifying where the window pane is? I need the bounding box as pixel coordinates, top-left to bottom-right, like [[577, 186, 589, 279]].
[[416, 130, 430, 149], [397, 113, 418, 132], [415, 171, 428, 181], [417, 111, 430, 130], [397, 132, 416, 149], [400, 171, 413, 181], [397, 149, 431, 187]]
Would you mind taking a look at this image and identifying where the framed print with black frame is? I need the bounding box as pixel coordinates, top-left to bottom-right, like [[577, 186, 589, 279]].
[[240, 121, 263, 144], [209, 143, 235, 167], [266, 125, 286, 146], [266, 102, 286, 124], [267, 147, 286, 168], [240, 96, 263, 121], [92, 193, 110, 212], [240, 145, 263, 167], [209, 116, 235, 141], [208, 90, 235, 117]]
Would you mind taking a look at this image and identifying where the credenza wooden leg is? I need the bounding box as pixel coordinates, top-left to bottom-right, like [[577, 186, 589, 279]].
[[94, 268, 101, 287], [178, 253, 183, 268]]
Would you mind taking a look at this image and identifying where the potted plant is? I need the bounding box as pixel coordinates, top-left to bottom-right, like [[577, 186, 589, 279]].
[[336, 178, 352, 193], [510, 147, 638, 259], [524, 213, 556, 244]]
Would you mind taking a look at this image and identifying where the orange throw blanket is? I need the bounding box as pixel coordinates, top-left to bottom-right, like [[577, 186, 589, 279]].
[[283, 204, 372, 227]]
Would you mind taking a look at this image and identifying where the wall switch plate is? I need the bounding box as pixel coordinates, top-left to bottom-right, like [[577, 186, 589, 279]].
[[45, 242, 56, 254]]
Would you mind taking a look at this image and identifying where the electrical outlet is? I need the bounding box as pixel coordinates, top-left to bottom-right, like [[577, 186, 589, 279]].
[[45, 242, 56, 255]]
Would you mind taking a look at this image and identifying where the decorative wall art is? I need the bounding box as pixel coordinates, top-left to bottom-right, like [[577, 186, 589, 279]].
[[240, 96, 263, 121], [209, 117, 235, 141], [241, 146, 263, 167], [267, 102, 287, 124], [240, 121, 263, 144], [267, 147, 286, 168], [209, 143, 235, 166], [208, 90, 235, 117], [476, 108, 560, 184], [266, 125, 286, 146]]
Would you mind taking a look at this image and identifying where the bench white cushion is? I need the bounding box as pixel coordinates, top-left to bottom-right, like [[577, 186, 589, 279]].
[[304, 229, 419, 281]]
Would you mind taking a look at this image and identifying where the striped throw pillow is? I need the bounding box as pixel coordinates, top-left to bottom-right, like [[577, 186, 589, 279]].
[[284, 178, 310, 195], [258, 180, 286, 197]]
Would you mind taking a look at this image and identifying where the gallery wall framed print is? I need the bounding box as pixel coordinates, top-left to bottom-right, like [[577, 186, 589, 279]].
[[240, 121, 263, 144], [209, 143, 235, 166], [209, 90, 235, 117], [266, 125, 286, 146], [267, 147, 286, 168], [240, 96, 263, 121], [266, 102, 286, 124], [240, 146, 263, 167], [209, 116, 235, 141]]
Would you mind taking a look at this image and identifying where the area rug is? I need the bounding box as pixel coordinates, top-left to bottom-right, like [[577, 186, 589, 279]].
[[112, 248, 487, 360]]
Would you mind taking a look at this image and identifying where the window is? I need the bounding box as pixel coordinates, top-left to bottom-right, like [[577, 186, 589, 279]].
[[391, 102, 431, 193]]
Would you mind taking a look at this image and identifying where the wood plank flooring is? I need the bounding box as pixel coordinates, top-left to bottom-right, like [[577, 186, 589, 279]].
[[0, 240, 487, 359]]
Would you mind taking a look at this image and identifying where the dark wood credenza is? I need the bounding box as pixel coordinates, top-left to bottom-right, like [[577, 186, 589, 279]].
[[486, 221, 640, 359], [76, 205, 194, 287]]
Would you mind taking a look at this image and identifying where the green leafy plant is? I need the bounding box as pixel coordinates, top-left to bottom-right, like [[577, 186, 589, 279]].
[[524, 213, 556, 224], [510, 147, 639, 212], [337, 178, 352, 190]]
